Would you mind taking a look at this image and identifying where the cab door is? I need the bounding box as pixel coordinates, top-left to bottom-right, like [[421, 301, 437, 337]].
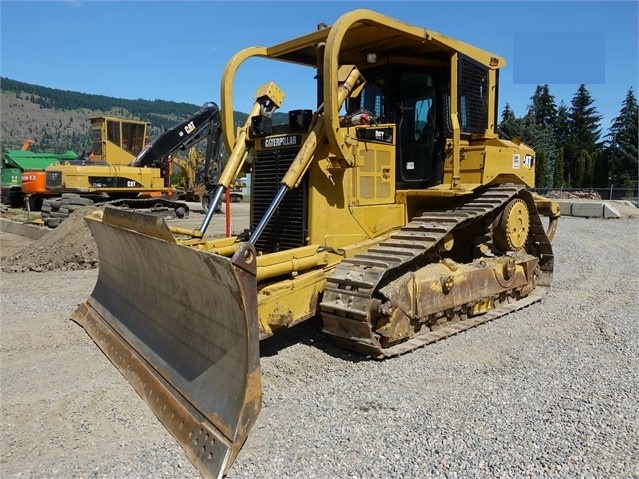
[[395, 71, 445, 189]]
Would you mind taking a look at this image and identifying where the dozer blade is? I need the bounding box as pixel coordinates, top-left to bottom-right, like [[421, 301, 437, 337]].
[[71, 206, 260, 479]]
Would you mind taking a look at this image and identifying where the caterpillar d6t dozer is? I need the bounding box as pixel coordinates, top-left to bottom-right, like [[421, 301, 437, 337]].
[[71, 9, 560, 479]]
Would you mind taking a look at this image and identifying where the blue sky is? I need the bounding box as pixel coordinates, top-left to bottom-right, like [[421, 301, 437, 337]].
[[1, 1, 637, 134]]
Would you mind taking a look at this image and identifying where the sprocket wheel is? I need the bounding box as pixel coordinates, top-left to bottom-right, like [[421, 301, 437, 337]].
[[493, 198, 529, 251]]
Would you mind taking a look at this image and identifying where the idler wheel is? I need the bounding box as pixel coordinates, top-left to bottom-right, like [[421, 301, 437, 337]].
[[494, 198, 529, 251]]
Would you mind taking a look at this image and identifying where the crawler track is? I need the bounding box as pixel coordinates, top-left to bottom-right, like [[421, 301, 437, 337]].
[[320, 184, 554, 357]]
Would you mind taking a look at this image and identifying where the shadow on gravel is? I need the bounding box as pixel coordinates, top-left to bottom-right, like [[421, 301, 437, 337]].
[[258, 314, 368, 363]]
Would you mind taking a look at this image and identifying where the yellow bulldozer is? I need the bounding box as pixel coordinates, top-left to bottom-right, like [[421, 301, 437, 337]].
[[71, 10, 560, 479]]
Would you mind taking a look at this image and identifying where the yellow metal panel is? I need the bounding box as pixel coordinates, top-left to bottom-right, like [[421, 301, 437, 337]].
[[323, 233, 371, 249], [48, 164, 168, 193], [350, 204, 404, 238], [90, 116, 149, 166], [257, 268, 329, 336], [262, 10, 504, 69], [487, 69, 497, 134], [377, 178, 390, 199], [450, 53, 461, 187], [305, 127, 402, 248], [351, 131, 395, 206], [361, 150, 375, 172], [482, 142, 535, 187], [103, 140, 135, 166], [441, 139, 535, 189], [458, 146, 486, 185], [360, 176, 376, 199], [306, 148, 367, 248]]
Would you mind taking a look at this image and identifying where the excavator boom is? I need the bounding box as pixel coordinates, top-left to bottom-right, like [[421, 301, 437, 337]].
[[133, 103, 222, 168]]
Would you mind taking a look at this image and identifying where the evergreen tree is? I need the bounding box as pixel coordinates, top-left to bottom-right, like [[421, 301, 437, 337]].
[[499, 96, 557, 189], [574, 149, 588, 187], [535, 148, 549, 188], [526, 85, 559, 187], [498, 102, 519, 139], [591, 149, 609, 188], [585, 150, 594, 187], [555, 102, 570, 142], [553, 102, 570, 186], [566, 84, 602, 187], [553, 147, 565, 188], [499, 103, 542, 151], [607, 87, 638, 189], [528, 84, 557, 129], [501, 102, 516, 123]]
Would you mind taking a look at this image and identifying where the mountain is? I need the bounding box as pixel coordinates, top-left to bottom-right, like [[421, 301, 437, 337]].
[[0, 77, 287, 155]]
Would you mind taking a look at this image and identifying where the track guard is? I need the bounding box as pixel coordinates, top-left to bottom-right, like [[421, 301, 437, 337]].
[[71, 209, 260, 479]]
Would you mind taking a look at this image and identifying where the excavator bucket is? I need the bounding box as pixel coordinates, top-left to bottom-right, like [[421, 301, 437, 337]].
[[70, 206, 260, 479]]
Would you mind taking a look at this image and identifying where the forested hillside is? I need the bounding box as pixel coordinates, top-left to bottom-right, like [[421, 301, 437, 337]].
[[1, 77, 636, 191], [0, 77, 286, 155]]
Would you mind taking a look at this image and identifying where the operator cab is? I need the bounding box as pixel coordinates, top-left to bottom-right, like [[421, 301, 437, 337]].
[[350, 66, 448, 189], [90, 116, 149, 165], [348, 53, 494, 191]]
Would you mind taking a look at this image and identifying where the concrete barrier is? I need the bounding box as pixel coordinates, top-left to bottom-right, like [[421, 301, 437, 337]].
[[555, 200, 621, 218], [603, 203, 622, 218], [0, 218, 49, 239], [558, 201, 573, 217], [571, 202, 605, 217]]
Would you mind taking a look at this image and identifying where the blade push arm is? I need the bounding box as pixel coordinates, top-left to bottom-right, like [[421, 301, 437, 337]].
[[197, 83, 284, 236]]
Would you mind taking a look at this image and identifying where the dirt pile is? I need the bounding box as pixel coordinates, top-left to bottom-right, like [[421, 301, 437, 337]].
[[1, 205, 101, 273], [546, 190, 603, 200]]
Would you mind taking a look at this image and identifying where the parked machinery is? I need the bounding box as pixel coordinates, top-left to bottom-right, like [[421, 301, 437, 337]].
[[0, 143, 76, 209], [71, 10, 560, 479], [37, 106, 222, 226]]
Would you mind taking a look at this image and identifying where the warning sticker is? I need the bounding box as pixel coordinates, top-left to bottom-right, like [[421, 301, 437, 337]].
[[512, 154, 521, 169]]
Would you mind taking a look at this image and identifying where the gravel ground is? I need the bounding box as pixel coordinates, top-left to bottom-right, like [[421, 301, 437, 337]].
[[1, 214, 638, 478]]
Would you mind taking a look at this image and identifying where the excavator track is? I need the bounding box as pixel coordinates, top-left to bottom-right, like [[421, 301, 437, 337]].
[[320, 184, 554, 358], [101, 197, 190, 218]]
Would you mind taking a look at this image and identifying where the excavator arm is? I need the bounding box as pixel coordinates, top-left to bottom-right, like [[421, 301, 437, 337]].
[[132, 103, 222, 170]]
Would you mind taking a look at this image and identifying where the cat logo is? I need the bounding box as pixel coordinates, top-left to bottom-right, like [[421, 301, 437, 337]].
[[523, 154, 534, 169], [262, 135, 301, 148], [184, 121, 196, 135]]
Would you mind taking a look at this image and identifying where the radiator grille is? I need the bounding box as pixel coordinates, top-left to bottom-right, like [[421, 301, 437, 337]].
[[252, 147, 307, 253]]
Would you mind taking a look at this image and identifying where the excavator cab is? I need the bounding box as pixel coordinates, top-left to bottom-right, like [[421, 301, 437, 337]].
[[90, 116, 149, 164], [71, 9, 560, 479]]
